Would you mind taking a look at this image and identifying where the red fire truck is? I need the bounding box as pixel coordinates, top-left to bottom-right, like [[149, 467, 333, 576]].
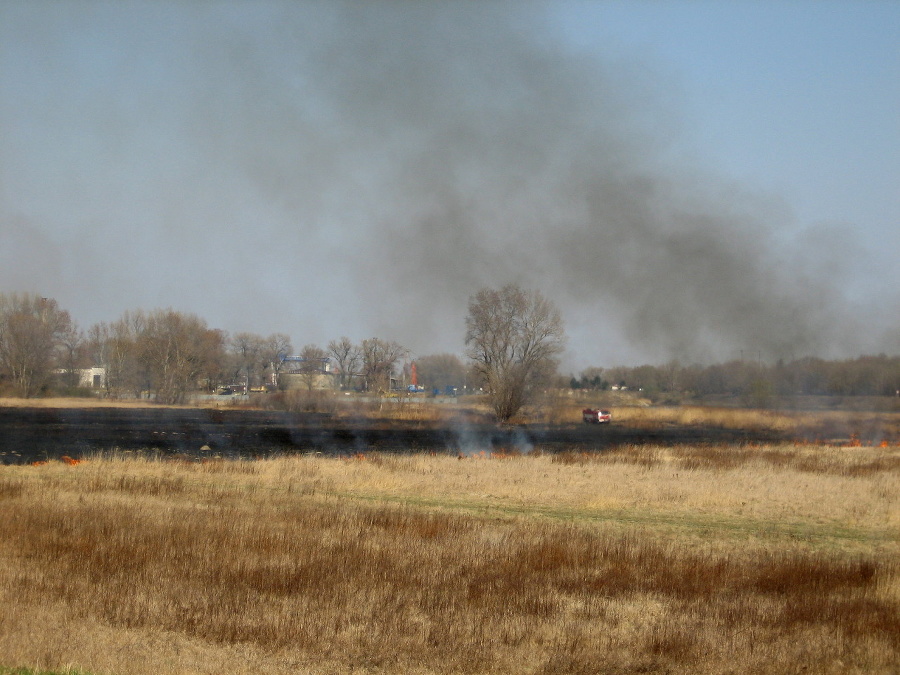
[[582, 408, 612, 424]]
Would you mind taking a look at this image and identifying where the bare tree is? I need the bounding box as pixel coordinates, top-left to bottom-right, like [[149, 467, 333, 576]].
[[465, 285, 565, 422], [328, 336, 361, 390], [576, 366, 606, 390], [296, 343, 330, 392], [89, 311, 148, 398], [415, 353, 467, 393], [262, 333, 292, 388], [228, 332, 266, 393], [360, 338, 405, 393], [0, 293, 76, 397], [57, 322, 86, 389], [139, 309, 223, 404]]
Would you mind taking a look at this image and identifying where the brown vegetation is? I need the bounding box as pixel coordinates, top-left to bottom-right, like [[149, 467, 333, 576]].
[[547, 398, 900, 442], [0, 442, 897, 674]]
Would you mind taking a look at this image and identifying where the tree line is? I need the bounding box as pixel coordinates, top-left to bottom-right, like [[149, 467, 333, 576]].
[[1, 289, 895, 419], [571, 355, 900, 403], [0, 286, 567, 421], [0, 292, 410, 404]]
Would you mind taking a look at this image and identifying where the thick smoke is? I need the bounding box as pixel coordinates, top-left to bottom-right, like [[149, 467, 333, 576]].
[[303, 4, 892, 364], [1, 3, 895, 367]]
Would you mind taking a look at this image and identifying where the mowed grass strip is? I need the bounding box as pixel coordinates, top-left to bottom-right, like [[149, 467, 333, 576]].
[[342, 492, 897, 549], [0, 446, 897, 674]]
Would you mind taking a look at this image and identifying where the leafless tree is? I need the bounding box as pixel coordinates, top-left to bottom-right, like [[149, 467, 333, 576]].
[[415, 353, 467, 392], [262, 333, 292, 388], [57, 322, 87, 389], [576, 366, 606, 390], [296, 343, 329, 392], [328, 336, 361, 390], [88, 311, 148, 398], [138, 309, 224, 404], [228, 332, 266, 393], [360, 338, 405, 393], [465, 285, 565, 422], [0, 293, 76, 397]]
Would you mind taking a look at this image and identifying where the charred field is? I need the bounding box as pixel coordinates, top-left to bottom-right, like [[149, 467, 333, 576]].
[[0, 402, 799, 464]]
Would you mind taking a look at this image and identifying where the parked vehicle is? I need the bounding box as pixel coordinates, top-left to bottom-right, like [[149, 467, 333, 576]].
[[582, 408, 612, 424]]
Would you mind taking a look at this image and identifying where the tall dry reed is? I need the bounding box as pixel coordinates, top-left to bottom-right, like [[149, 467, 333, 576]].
[[0, 448, 897, 674]]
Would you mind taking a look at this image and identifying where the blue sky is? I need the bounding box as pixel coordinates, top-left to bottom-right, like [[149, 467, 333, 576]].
[[557, 1, 899, 259], [1, 2, 897, 369]]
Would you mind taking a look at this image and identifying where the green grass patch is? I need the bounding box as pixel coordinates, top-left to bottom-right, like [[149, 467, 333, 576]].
[[329, 488, 899, 554]]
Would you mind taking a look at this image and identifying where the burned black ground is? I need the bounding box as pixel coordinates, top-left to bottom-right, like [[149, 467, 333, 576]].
[[0, 405, 790, 464]]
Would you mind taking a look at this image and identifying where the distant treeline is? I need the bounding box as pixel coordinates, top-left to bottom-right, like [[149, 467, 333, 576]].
[[1, 291, 897, 404], [572, 355, 900, 400], [0, 292, 430, 402]]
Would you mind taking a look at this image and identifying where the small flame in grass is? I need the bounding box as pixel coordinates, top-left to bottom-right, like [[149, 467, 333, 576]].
[[30, 460, 47, 466], [793, 437, 897, 448], [60, 455, 80, 466]]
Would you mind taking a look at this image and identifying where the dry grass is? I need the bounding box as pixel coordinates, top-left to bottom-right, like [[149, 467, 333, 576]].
[[548, 401, 900, 442], [608, 405, 801, 430], [0, 397, 162, 409], [333, 399, 465, 424], [0, 397, 224, 411], [613, 404, 883, 435], [0, 443, 897, 674]]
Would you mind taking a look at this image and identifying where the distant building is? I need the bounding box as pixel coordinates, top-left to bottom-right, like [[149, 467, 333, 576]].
[[277, 356, 338, 391], [54, 367, 106, 388]]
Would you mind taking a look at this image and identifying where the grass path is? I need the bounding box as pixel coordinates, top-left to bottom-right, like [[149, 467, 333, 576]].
[[328, 487, 899, 553]]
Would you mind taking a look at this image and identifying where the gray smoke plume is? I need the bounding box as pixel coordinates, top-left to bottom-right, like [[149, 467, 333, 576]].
[[1, 2, 895, 368]]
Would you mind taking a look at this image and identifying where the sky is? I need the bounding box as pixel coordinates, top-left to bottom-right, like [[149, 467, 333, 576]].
[[1, 1, 897, 372]]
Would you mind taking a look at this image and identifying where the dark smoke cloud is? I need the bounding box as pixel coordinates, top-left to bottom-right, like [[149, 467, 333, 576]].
[[1, 2, 895, 367], [278, 3, 888, 364]]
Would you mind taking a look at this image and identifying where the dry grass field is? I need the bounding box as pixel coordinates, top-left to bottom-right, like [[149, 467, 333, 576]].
[[0, 435, 897, 674]]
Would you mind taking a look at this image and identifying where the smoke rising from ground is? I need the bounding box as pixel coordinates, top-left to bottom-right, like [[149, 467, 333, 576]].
[[0, 3, 895, 368]]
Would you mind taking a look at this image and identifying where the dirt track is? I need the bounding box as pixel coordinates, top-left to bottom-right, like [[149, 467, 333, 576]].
[[0, 405, 790, 464]]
